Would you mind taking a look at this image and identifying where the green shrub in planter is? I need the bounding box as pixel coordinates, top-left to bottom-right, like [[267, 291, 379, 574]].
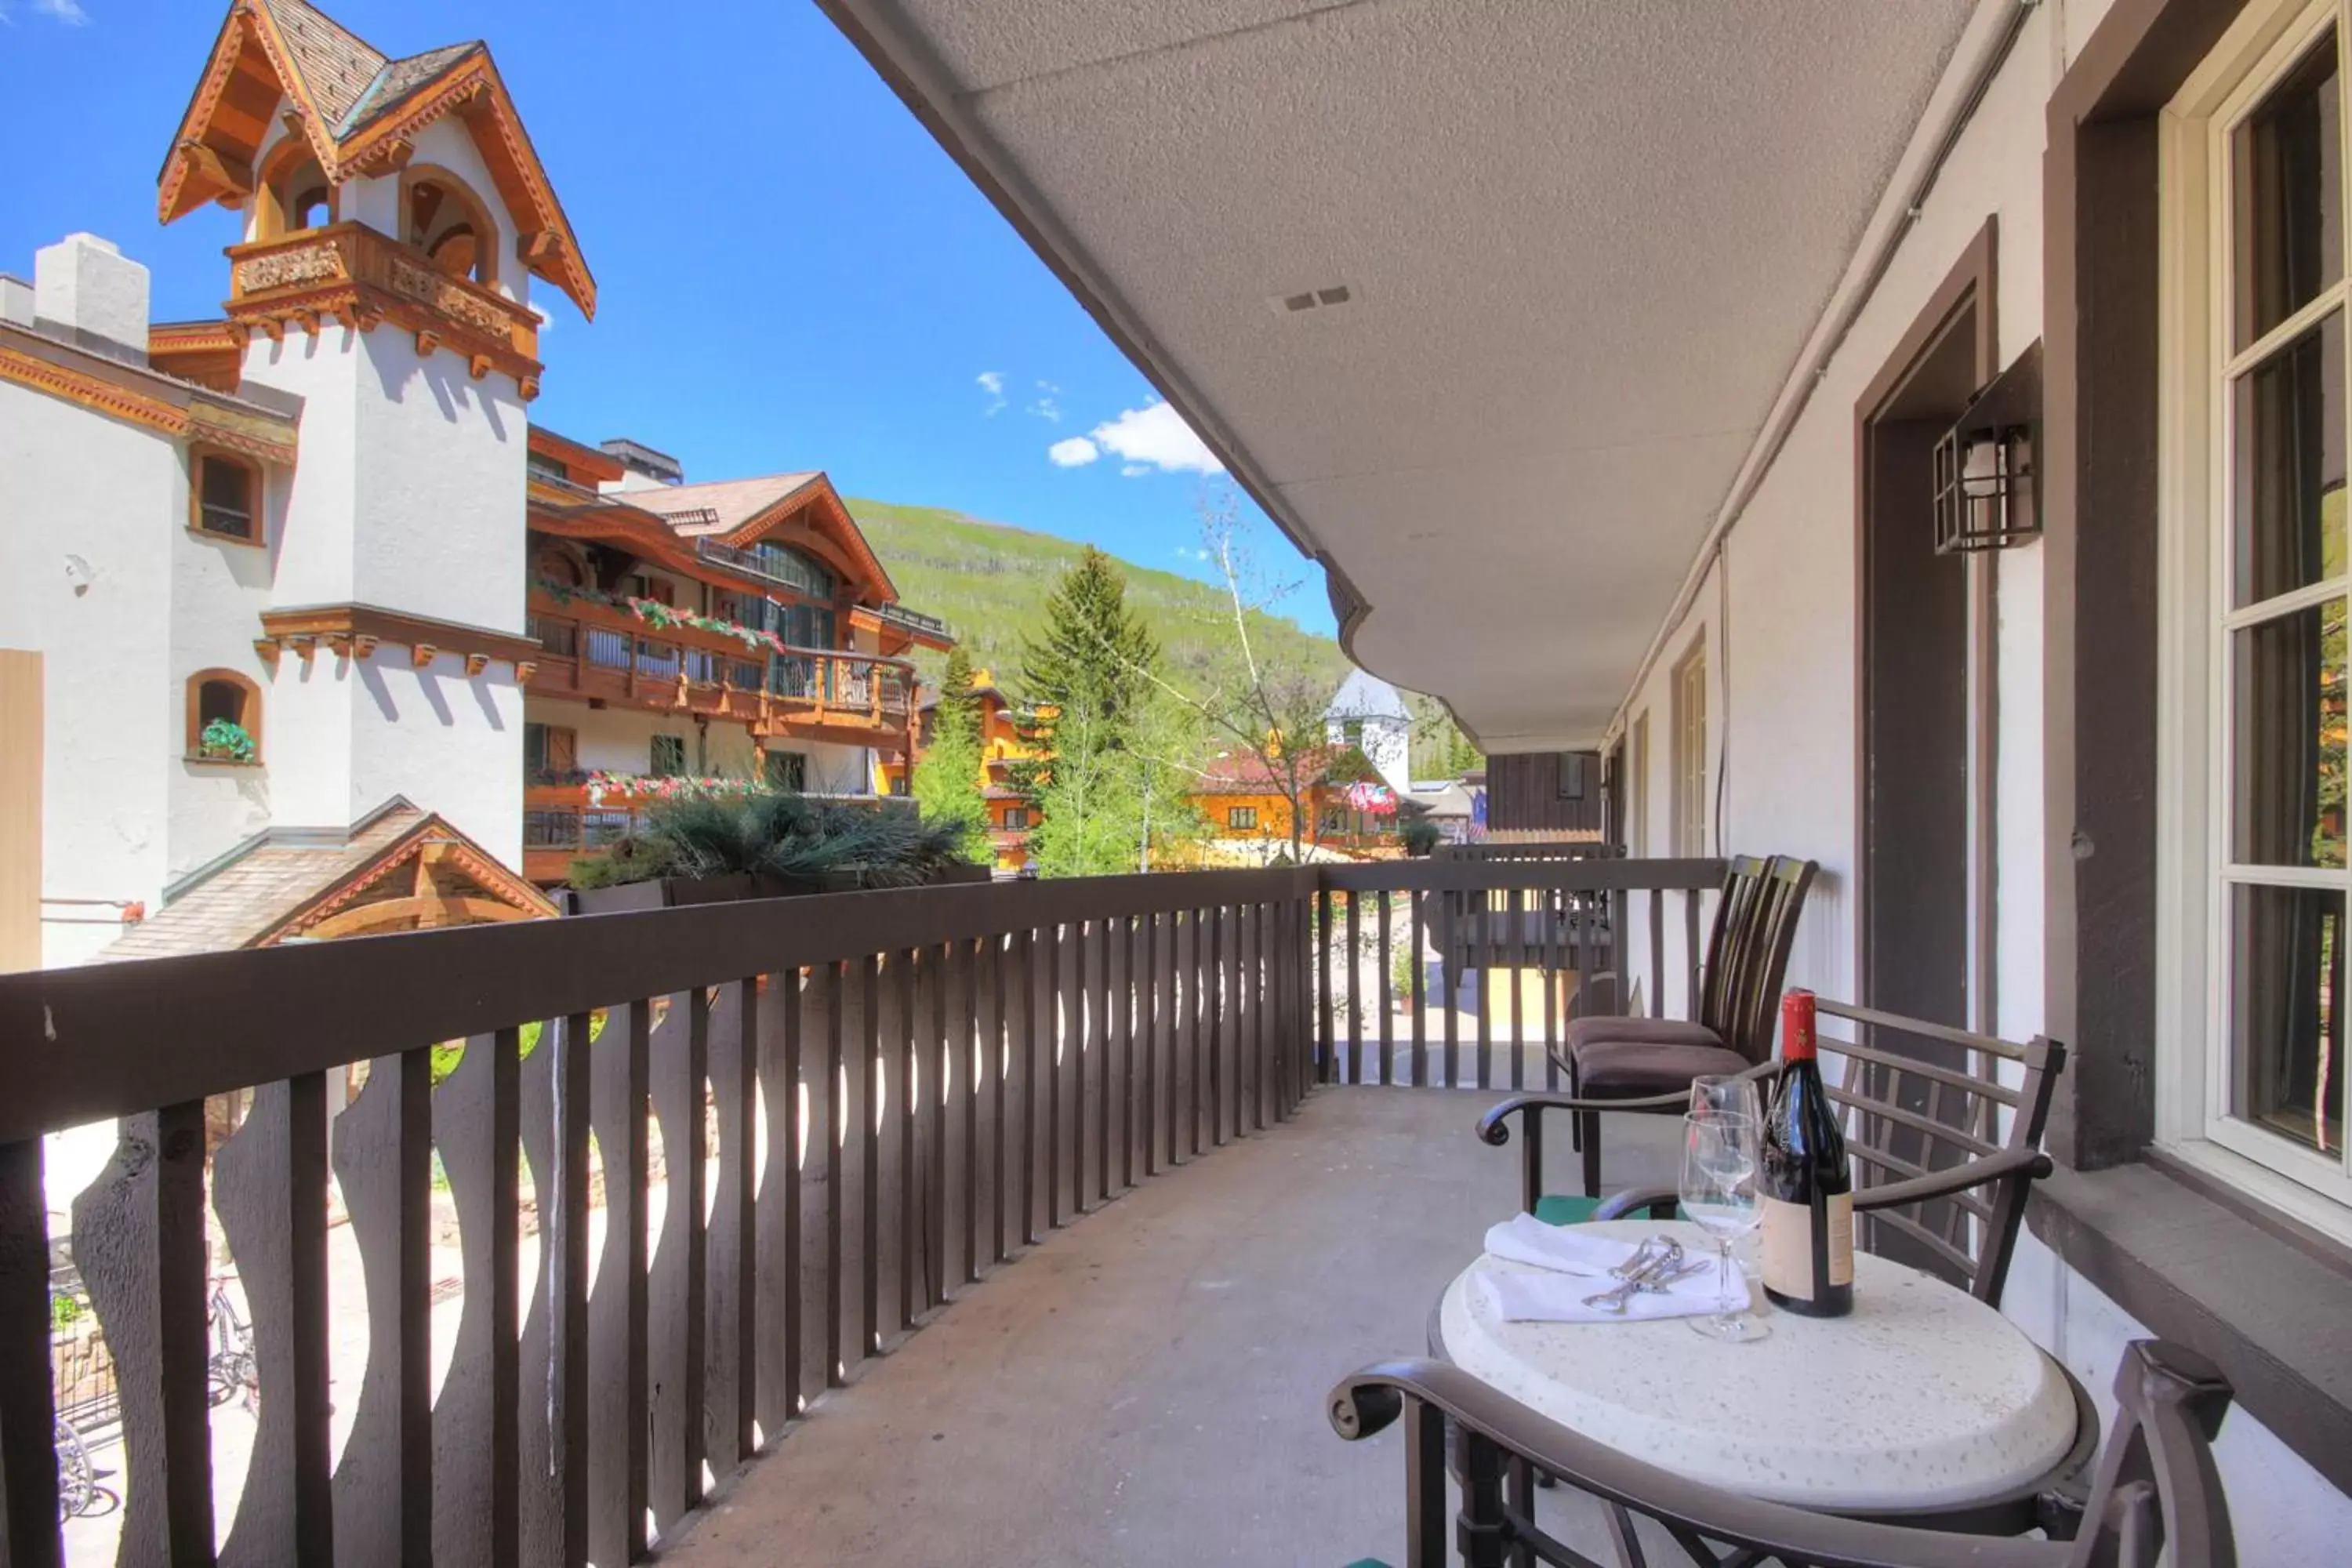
[[198, 718, 256, 763], [1399, 819, 1443, 857], [568, 791, 976, 893]]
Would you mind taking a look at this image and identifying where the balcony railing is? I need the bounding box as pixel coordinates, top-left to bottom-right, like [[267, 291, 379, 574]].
[[523, 590, 915, 738], [0, 855, 1717, 1562], [875, 603, 953, 641]]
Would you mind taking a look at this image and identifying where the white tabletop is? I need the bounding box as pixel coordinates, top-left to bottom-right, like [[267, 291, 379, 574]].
[[1437, 1220, 2079, 1512]]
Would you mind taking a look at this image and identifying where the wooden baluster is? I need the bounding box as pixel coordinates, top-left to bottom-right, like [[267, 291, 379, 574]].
[[587, 1003, 650, 1566], [893, 949, 918, 1336], [1122, 915, 1140, 1189], [854, 956, 881, 1362], [513, 1015, 574, 1565], [1410, 890, 1428, 1088], [820, 960, 848, 1389], [1017, 932, 1041, 1249], [707, 979, 758, 1473], [1315, 887, 1335, 1086], [754, 971, 803, 1436], [1094, 919, 1112, 1203], [931, 944, 953, 1308], [1440, 891, 1460, 1089], [426, 1033, 521, 1568], [1044, 924, 1066, 1229], [989, 935, 1010, 1269], [1649, 889, 1667, 1022], [211, 1074, 333, 1568], [1194, 908, 1211, 1158], [956, 940, 980, 1290], [0, 1138, 60, 1568], [328, 1052, 432, 1568], [648, 990, 708, 1535]]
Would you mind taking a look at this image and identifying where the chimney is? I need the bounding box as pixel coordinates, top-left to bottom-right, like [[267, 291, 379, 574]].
[[597, 437, 684, 492], [34, 234, 150, 365], [0, 275, 31, 329]]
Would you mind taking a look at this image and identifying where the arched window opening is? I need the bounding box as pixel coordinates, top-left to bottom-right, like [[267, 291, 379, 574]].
[[256, 140, 334, 240], [403, 171, 497, 288], [187, 670, 263, 763], [534, 547, 584, 588]]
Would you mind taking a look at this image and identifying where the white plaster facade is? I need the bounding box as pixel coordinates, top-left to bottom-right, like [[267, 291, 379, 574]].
[[1596, 0, 2352, 1547]]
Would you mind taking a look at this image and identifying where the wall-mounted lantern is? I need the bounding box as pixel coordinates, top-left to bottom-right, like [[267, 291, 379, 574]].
[[1933, 340, 2042, 554]]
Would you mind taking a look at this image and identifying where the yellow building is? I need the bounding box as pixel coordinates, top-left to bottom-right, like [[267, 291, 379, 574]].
[[888, 670, 1046, 871]]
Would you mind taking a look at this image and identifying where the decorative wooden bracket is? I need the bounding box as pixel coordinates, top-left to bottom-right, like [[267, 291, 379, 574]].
[[468, 354, 493, 382], [514, 660, 539, 683], [463, 652, 491, 677], [517, 376, 541, 402], [325, 632, 354, 659], [411, 643, 437, 669], [354, 634, 379, 659], [290, 308, 319, 337], [518, 230, 564, 266], [256, 318, 284, 344], [415, 328, 441, 358], [351, 303, 383, 333], [252, 637, 281, 670], [287, 634, 317, 666], [376, 137, 416, 173]]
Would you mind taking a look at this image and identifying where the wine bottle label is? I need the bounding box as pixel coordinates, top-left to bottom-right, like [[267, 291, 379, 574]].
[[1759, 1192, 1855, 1301]]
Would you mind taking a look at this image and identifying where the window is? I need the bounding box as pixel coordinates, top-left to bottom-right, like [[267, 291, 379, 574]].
[[764, 750, 806, 792], [1629, 711, 1651, 854], [523, 722, 576, 784], [2165, 5, 2352, 1214], [753, 543, 837, 598], [191, 452, 259, 542], [527, 451, 569, 483], [1228, 805, 1259, 831], [1671, 640, 1707, 855], [1341, 719, 1366, 750], [650, 735, 687, 778], [1004, 806, 1031, 830], [1559, 752, 1589, 800], [185, 669, 261, 761], [400, 169, 497, 288], [255, 138, 332, 239]]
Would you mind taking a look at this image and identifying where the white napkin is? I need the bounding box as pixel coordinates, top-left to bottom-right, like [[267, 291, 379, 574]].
[[1477, 1215, 1748, 1324]]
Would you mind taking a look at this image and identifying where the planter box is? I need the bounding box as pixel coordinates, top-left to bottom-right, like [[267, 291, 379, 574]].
[[563, 861, 993, 915]]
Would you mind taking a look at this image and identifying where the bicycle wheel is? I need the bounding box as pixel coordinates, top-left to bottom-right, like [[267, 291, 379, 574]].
[[53, 1417, 95, 1520]]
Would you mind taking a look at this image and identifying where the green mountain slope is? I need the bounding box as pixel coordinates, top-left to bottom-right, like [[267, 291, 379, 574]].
[[846, 497, 1353, 702]]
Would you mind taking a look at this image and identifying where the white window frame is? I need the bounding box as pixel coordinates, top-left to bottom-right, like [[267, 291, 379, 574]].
[[2160, 0, 2352, 1232], [1629, 710, 1651, 855]]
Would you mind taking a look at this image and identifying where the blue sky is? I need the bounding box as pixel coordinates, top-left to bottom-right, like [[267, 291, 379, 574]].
[[0, 0, 1333, 635]]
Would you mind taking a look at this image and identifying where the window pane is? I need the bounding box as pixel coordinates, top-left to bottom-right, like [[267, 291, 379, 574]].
[[2235, 36, 2342, 348], [2232, 312, 2346, 607], [2232, 601, 2348, 867], [2230, 881, 2347, 1154]]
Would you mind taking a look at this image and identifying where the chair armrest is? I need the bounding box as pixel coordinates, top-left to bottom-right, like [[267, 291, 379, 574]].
[[1475, 1090, 1687, 1147], [1592, 1185, 1679, 1221], [1853, 1145, 2052, 1212], [1327, 1358, 2071, 1568]]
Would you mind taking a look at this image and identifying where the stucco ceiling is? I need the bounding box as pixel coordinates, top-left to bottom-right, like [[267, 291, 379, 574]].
[[826, 0, 1976, 749]]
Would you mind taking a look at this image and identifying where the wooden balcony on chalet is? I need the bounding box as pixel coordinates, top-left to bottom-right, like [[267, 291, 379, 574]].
[[523, 590, 915, 746], [519, 779, 900, 884]]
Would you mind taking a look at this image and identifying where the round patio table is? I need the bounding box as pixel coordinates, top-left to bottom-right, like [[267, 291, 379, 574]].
[[1430, 1220, 2097, 1531]]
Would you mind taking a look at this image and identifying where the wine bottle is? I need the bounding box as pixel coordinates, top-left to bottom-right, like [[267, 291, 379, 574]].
[[1759, 989, 1854, 1316]]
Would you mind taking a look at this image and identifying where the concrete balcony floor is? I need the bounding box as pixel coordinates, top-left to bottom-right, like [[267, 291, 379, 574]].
[[666, 1084, 1683, 1567]]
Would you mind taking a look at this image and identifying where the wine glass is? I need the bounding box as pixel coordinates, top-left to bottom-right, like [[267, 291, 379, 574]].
[[1679, 1111, 1769, 1343], [1689, 1073, 1762, 1123]]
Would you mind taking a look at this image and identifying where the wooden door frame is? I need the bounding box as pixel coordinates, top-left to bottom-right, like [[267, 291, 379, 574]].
[[1853, 220, 2000, 1026]]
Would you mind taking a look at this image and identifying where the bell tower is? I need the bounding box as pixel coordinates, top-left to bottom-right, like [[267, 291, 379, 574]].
[[156, 0, 597, 865]]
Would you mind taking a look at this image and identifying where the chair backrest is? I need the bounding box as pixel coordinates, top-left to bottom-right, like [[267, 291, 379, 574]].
[[1332, 1338, 2237, 1568], [1815, 996, 2065, 1308], [1696, 854, 1817, 1062]]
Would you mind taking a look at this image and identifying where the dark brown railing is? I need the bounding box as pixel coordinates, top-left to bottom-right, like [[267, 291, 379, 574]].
[[0, 853, 1724, 1565], [0, 869, 1318, 1566], [1315, 857, 1723, 1091]]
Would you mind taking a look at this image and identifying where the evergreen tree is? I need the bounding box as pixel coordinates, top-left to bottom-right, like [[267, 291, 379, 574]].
[[910, 644, 989, 864], [1018, 549, 1163, 877]]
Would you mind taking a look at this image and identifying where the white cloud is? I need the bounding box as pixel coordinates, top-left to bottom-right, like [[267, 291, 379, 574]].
[[976, 371, 1006, 416], [1121, 464, 1149, 477], [1047, 437, 1100, 467], [1088, 400, 1224, 475], [34, 0, 88, 20], [1027, 395, 1062, 423], [529, 302, 554, 334]]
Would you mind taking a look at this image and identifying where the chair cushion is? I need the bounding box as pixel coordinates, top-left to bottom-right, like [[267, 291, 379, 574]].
[[1564, 1014, 1728, 1053], [1532, 1193, 1606, 1226], [1573, 1037, 1752, 1093]]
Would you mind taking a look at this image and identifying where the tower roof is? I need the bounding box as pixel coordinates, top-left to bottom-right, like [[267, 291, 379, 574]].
[[1327, 669, 1410, 724], [158, 0, 596, 317]]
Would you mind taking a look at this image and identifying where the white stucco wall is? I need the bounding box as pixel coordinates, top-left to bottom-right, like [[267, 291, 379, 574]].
[[1601, 0, 2352, 1536], [0, 382, 180, 967]]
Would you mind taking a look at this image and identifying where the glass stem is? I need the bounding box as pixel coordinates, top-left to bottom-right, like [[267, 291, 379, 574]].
[[1718, 1240, 1736, 1316]]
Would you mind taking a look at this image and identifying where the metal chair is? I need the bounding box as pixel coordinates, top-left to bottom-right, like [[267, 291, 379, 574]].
[[1479, 996, 2066, 1310], [1496, 855, 1816, 1209], [1330, 1338, 2238, 1568]]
